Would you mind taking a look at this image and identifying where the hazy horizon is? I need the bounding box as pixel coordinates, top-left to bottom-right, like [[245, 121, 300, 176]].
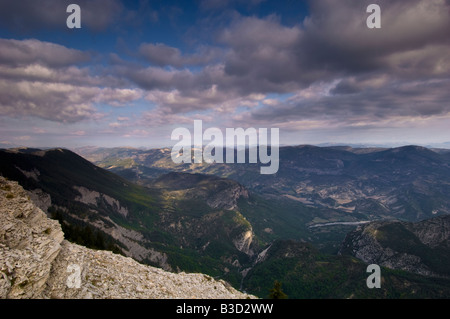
[[3, 141, 450, 152]]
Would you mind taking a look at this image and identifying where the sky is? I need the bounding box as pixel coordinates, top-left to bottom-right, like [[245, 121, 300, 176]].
[[0, 0, 450, 149]]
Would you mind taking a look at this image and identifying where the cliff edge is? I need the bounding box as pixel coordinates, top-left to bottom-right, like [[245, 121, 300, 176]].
[[0, 176, 254, 299]]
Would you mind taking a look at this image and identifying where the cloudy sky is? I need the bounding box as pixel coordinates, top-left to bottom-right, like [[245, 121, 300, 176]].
[[0, 0, 449, 148]]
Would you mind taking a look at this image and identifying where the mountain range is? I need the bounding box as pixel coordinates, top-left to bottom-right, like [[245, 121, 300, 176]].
[[1, 145, 450, 298], [76, 145, 450, 222]]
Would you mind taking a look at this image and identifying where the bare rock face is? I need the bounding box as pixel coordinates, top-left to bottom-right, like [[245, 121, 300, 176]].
[[409, 215, 450, 248], [0, 178, 64, 298], [0, 177, 254, 299], [73, 186, 129, 218], [340, 221, 432, 275], [206, 183, 249, 211], [233, 229, 255, 257], [85, 215, 172, 271], [340, 216, 450, 278]]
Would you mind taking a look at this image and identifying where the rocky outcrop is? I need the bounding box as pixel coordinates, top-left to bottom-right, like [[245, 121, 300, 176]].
[[153, 172, 250, 210], [340, 221, 431, 275], [15, 166, 40, 182], [82, 215, 172, 271], [233, 229, 255, 256], [205, 183, 249, 211], [44, 241, 251, 299], [0, 177, 254, 299], [409, 215, 450, 248], [71, 186, 170, 269], [73, 186, 129, 218], [340, 216, 450, 278], [0, 177, 64, 298]]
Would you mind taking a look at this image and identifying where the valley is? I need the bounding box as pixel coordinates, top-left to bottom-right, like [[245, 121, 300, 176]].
[[76, 145, 450, 222], [1, 145, 450, 298]]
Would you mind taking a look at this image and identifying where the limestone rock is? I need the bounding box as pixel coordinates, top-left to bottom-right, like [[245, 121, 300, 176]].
[[0, 178, 64, 298], [340, 217, 450, 278]]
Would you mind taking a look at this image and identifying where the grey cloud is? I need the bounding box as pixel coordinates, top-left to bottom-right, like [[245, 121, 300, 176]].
[[213, 0, 450, 94], [123, 62, 263, 114], [219, 15, 308, 89], [138, 43, 224, 68], [0, 39, 90, 68], [0, 38, 142, 123], [139, 43, 184, 67], [0, 39, 132, 89], [132, 15, 310, 96], [0, 79, 141, 123], [89, 0, 448, 136], [248, 78, 450, 126], [124, 66, 195, 91], [0, 80, 97, 123], [115, 0, 450, 110], [3, 0, 449, 130], [330, 80, 361, 95], [136, 0, 450, 125], [302, 0, 450, 74]]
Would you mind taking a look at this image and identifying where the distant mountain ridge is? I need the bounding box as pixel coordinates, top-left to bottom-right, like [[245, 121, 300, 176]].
[[76, 144, 450, 222]]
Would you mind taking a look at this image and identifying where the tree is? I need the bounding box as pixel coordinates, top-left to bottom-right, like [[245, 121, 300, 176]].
[[269, 280, 288, 299]]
